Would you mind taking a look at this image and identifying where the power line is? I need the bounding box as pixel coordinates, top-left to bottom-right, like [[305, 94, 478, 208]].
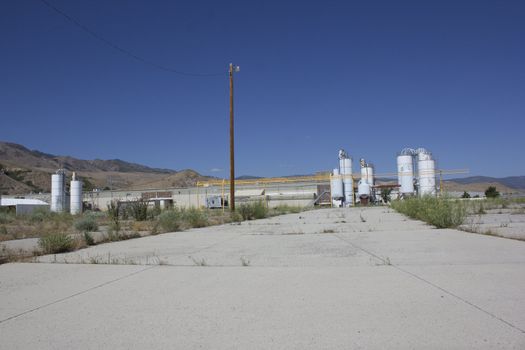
[[38, 0, 226, 77]]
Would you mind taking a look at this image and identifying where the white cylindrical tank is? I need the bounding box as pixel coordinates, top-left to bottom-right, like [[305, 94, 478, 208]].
[[51, 171, 66, 212], [358, 179, 370, 198], [331, 168, 344, 199], [340, 157, 353, 206], [70, 172, 83, 215], [361, 165, 374, 186], [397, 155, 414, 195], [418, 152, 436, 196]]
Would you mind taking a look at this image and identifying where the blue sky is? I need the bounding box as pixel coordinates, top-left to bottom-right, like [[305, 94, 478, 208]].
[[1, 0, 524, 178]]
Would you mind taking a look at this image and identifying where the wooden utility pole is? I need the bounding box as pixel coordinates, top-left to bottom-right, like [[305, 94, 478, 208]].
[[229, 63, 236, 211]]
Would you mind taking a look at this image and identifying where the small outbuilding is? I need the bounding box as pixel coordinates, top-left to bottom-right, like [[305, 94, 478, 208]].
[[0, 197, 50, 215]]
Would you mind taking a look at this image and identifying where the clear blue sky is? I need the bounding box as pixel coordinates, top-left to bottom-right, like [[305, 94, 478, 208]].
[[1, 0, 524, 178]]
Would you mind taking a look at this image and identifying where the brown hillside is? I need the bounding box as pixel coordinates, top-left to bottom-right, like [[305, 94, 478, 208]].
[[0, 141, 210, 195]]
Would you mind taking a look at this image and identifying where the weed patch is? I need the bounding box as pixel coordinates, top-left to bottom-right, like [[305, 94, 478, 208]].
[[157, 209, 183, 232], [39, 233, 74, 254], [271, 204, 302, 215], [74, 215, 98, 232], [391, 196, 466, 228], [83, 232, 95, 246], [240, 256, 250, 266], [189, 256, 207, 266], [239, 201, 268, 220], [183, 207, 209, 228]]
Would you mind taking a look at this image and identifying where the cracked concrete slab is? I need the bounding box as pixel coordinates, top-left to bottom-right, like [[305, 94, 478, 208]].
[[1, 207, 525, 349]]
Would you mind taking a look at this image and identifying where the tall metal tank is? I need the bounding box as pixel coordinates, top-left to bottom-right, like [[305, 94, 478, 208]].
[[397, 155, 414, 195], [51, 170, 66, 212], [418, 151, 436, 196], [339, 150, 353, 206], [70, 172, 83, 215], [360, 159, 374, 186], [331, 168, 344, 199], [365, 166, 374, 186], [358, 179, 370, 198]]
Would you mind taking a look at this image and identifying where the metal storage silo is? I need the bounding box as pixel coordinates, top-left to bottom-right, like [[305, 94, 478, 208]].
[[418, 151, 436, 196], [51, 170, 66, 212], [331, 168, 344, 199], [70, 172, 83, 215], [360, 161, 374, 186], [358, 179, 370, 198], [367, 166, 375, 186], [397, 155, 414, 195], [339, 152, 353, 206]]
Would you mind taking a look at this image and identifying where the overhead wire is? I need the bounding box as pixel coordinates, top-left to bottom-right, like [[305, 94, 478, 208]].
[[38, 0, 226, 77]]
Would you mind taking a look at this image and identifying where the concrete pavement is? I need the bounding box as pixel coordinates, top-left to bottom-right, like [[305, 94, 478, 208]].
[[1, 207, 525, 349]]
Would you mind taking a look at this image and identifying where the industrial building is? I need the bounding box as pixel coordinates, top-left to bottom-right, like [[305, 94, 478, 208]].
[[329, 147, 440, 207], [0, 197, 49, 215], [4, 147, 450, 213]]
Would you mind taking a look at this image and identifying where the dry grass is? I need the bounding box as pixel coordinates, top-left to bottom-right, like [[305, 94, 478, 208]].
[[1, 203, 311, 263], [0, 210, 75, 241], [132, 220, 156, 232], [391, 196, 466, 228]]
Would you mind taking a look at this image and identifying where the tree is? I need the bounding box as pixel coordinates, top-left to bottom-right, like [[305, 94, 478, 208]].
[[485, 186, 500, 199], [380, 188, 392, 203], [461, 191, 471, 199]]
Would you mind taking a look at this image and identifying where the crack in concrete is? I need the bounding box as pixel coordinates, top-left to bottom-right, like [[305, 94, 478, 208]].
[[332, 233, 525, 334], [0, 265, 156, 325]]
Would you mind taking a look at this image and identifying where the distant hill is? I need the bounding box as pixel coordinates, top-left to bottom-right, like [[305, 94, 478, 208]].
[[448, 176, 525, 190], [0, 141, 210, 194], [0, 142, 175, 174], [375, 176, 523, 193], [1, 141, 523, 196], [236, 175, 262, 180]]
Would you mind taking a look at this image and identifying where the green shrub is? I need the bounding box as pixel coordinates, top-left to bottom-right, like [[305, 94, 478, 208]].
[[83, 211, 106, 219], [74, 215, 98, 232], [29, 207, 53, 223], [485, 186, 500, 199], [238, 201, 268, 220], [107, 200, 120, 225], [238, 203, 252, 221], [391, 196, 466, 228], [230, 211, 243, 223], [183, 208, 209, 228], [107, 224, 121, 241], [477, 203, 486, 214], [106, 228, 139, 242], [0, 212, 14, 224], [149, 205, 162, 218], [39, 233, 74, 254], [158, 209, 182, 232], [27, 209, 73, 232], [128, 199, 149, 221], [380, 188, 392, 203], [272, 204, 302, 215], [83, 232, 95, 246], [252, 201, 269, 219]]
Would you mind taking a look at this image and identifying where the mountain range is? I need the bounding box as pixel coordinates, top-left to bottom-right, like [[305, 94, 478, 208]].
[[0, 141, 210, 194], [0, 141, 523, 195], [446, 176, 525, 190]]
